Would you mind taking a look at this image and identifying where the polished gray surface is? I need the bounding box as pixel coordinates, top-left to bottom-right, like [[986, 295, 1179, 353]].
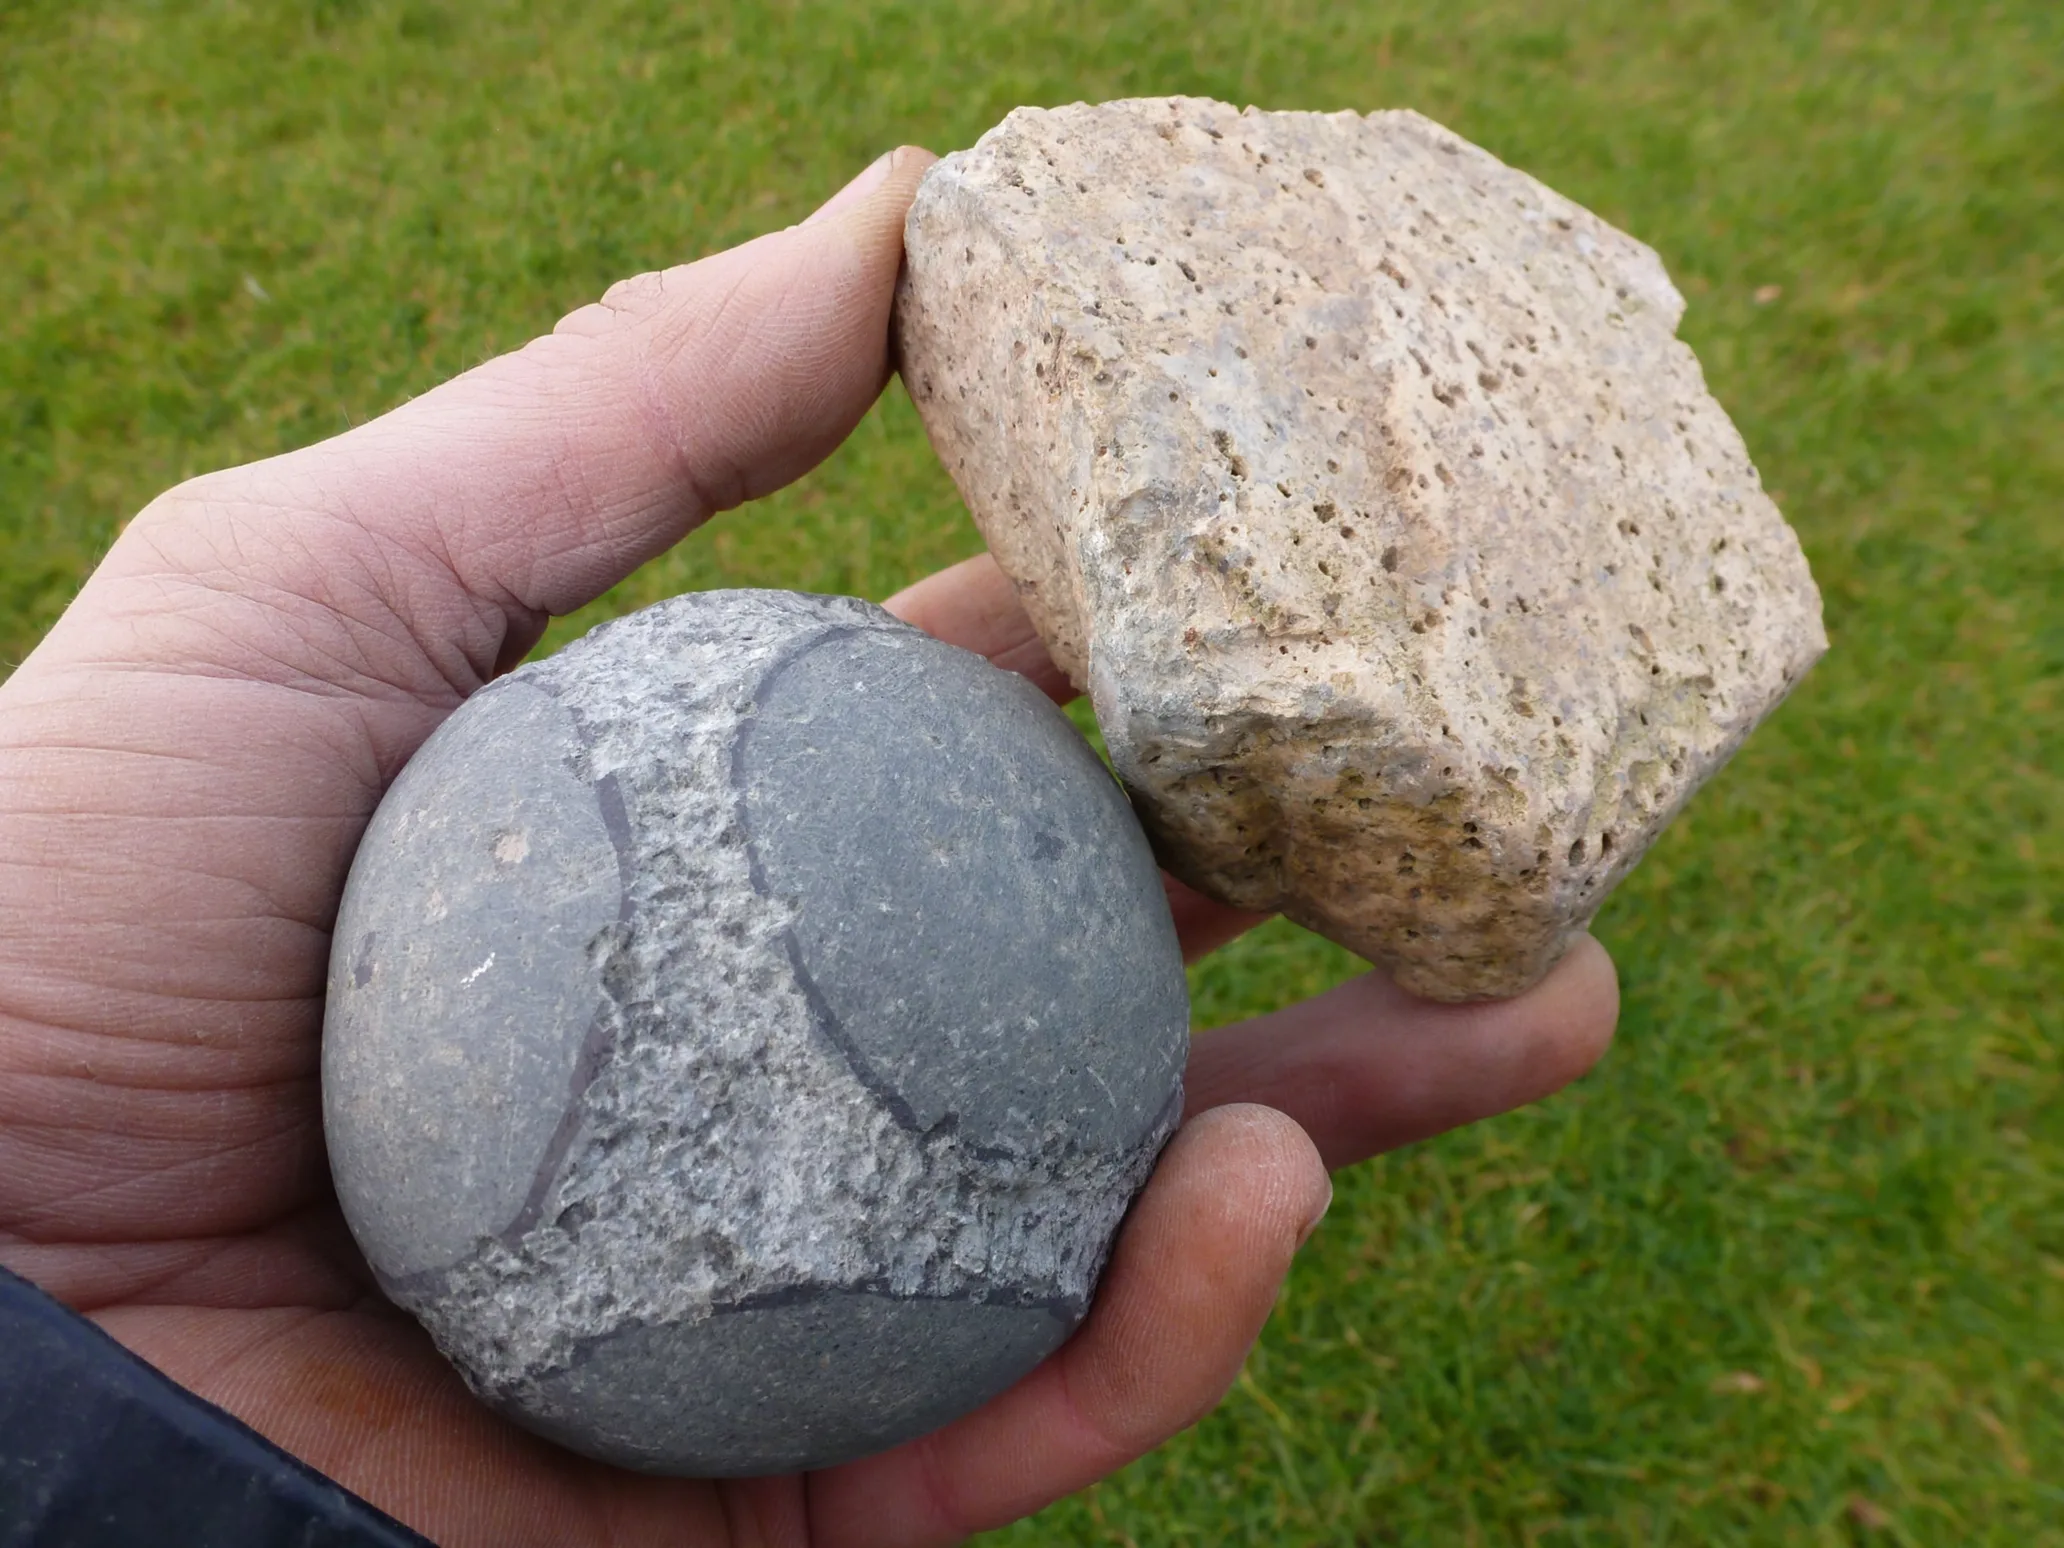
[[324, 679, 621, 1279], [518, 1290, 1072, 1475], [742, 626, 1185, 1156]]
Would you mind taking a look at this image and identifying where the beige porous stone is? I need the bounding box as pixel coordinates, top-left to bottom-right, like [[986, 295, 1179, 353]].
[[893, 97, 1827, 1000]]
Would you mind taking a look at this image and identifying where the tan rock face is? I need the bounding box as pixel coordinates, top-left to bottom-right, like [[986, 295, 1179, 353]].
[[893, 98, 1827, 1000]]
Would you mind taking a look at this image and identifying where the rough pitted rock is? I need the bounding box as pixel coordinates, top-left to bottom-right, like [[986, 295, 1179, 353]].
[[322, 590, 1188, 1475], [895, 98, 1827, 1000]]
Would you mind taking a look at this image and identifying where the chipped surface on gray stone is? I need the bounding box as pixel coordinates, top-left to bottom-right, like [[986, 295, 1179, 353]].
[[322, 590, 1186, 1475], [894, 97, 1828, 1000]]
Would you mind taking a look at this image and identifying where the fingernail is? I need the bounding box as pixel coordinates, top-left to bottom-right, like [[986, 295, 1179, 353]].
[[1298, 1180, 1334, 1246], [802, 150, 896, 228]]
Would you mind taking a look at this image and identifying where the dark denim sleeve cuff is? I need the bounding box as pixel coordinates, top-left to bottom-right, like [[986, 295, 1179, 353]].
[[0, 1265, 434, 1547]]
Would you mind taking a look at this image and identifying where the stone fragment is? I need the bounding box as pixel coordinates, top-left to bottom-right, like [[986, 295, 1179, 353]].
[[322, 590, 1188, 1475], [895, 97, 1827, 1000]]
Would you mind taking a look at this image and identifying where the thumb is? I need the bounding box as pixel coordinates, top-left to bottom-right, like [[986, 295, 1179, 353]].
[[31, 146, 937, 696]]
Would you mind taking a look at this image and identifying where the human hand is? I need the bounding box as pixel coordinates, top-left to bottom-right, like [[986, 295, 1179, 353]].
[[0, 148, 1617, 1546]]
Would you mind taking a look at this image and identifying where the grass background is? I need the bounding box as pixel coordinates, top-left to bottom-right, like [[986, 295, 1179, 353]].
[[2, 0, 2058, 1541]]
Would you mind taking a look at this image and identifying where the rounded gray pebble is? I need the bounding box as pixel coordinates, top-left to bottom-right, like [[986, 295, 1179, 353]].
[[322, 590, 1189, 1475]]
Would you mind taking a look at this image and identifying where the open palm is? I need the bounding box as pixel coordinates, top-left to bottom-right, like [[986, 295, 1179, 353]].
[[0, 149, 1616, 1547]]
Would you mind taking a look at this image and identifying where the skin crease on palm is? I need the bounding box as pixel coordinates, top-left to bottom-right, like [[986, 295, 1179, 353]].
[[0, 147, 1618, 1547]]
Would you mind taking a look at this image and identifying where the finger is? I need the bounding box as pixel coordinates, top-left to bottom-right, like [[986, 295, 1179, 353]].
[[808, 1104, 1329, 1548], [1184, 934, 1620, 1171], [1163, 876, 1274, 964], [886, 554, 1273, 961], [883, 552, 1077, 705], [29, 146, 938, 707]]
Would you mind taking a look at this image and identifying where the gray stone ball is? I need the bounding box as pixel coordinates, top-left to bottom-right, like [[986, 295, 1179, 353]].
[[321, 590, 1189, 1476]]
